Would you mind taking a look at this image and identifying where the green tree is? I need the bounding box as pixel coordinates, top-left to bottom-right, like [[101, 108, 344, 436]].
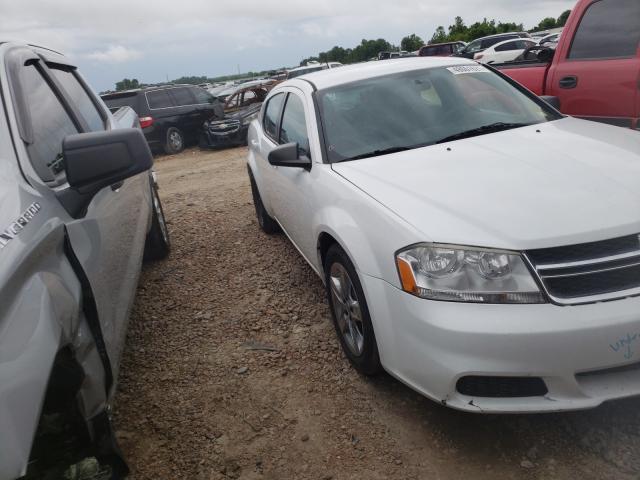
[[448, 16, 468, 40], [557, 10, 571, 27], [467, 19, 497, 41], [115, 78, 140, 91], [496, 21, 524, 33], [430, 26, 447, 44], [348, 38, 394, 62], [534, 17, 557, 31], [401, 33, 424, 52]]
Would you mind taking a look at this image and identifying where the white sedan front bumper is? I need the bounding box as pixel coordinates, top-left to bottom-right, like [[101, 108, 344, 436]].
[[361, 273, 640, 413]]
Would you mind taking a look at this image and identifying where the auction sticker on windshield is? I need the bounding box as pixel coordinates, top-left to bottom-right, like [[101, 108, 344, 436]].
[[446, 65, 489, 75]]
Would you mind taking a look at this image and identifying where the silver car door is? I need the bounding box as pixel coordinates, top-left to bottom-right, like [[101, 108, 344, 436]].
[[18, 59, 151, 383]]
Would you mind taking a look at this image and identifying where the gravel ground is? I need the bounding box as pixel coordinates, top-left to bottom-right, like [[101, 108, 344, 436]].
[[114, 146, 640, 480]]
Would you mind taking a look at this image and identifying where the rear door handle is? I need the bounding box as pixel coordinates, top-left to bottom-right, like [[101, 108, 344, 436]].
[[250, 140, 259, 147], [559, 76, 578, 89]]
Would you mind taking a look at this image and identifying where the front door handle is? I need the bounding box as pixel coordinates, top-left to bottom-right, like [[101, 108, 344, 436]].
[[111, 181, 124, 191], [559, 76, 578, 89]]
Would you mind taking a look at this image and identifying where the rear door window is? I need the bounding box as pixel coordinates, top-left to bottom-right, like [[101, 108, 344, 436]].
[[465, 40, 483, 53], [169, 87, 196, 107], [146, 90, 174, 109], [495, 41, 519, 52], [21, 64, 78, 183], [569, 0, 640, 59], [263, 93, 285, 141], [50, 67, 105, 131]]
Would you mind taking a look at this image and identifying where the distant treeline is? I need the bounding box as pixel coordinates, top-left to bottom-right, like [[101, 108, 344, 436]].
[[299, 10, 571, 65], [113, 70, 283, 92], [113, 10, 571, 91]]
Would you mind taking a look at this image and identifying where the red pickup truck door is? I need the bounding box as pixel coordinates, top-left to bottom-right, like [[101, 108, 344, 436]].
[[547, 0, 640, 127]]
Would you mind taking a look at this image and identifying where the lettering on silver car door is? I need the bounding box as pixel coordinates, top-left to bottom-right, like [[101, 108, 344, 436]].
[[0, 202, 42, 250]]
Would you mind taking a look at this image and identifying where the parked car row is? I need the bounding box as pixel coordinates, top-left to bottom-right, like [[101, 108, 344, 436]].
[[420, 30, 560, 64], [102, 84, 224, 154], [101, 80, 282, 153]]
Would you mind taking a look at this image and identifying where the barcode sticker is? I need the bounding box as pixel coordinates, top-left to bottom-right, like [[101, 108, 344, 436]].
[[446, 65, 490, 75]]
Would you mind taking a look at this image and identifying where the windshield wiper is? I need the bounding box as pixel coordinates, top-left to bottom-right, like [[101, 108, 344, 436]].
[[340, 142, 432, 162], [435, 122, 531, 144]]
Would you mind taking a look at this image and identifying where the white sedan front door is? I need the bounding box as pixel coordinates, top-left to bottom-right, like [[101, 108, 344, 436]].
[[268, 88, 320, 267]]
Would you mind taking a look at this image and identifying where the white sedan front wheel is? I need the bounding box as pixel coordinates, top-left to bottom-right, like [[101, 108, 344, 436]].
[[324, 244, 382, 376]]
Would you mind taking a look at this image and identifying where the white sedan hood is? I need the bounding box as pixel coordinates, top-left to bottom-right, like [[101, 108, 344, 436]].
[[332, 118, 640, 250]]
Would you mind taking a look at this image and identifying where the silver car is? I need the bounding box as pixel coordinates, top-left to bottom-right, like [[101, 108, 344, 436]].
[[0, 41, 170, 479]]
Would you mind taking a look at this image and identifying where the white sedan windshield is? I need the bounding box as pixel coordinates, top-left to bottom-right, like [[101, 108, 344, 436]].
[[318, 65, 560, 162]]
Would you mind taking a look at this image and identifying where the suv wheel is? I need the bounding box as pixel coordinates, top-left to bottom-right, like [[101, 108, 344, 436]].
[[324, 244, 382, 376], [164, 127, 184, 154], [144, 179, 171, 261]]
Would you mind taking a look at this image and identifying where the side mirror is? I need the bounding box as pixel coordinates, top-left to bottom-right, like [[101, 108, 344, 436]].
[[536, 48, 555, 63], [63, 128, 153, 195], [540, 95, 561, 110], [57, 128, 153, 218], [268, 142, 311, 169]]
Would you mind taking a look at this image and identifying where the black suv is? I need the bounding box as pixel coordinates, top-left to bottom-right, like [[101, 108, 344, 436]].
[[453, 32, 531, 59], [102, 85, 223, 154]]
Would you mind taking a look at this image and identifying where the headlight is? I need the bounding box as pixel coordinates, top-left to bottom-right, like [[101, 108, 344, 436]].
[[395, 244, 545, 304]]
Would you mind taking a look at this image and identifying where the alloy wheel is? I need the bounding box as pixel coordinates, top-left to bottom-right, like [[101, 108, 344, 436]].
[[329, 262, 365, 356]]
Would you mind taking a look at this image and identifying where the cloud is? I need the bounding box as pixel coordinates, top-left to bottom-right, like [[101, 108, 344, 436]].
[[84, 45, 142, 63], [0, 0, 575, 90]]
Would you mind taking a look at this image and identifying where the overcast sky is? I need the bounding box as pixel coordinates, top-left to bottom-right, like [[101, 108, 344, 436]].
[[1, 0, 575, 92]]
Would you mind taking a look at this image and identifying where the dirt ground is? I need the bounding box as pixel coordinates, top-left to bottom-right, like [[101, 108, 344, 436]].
[[114, 146, 640, 480]]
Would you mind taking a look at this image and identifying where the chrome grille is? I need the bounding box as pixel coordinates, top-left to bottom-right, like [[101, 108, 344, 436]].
[[525, 234, 640, 305], [208, 119, 241, 134]]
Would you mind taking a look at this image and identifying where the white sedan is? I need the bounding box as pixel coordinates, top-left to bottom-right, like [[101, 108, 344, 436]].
[[246, 58, 640, 413], [474, 38, 537, 63]]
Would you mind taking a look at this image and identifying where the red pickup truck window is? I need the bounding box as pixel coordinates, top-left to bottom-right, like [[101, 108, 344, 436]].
[[569, 0, 640, 59]]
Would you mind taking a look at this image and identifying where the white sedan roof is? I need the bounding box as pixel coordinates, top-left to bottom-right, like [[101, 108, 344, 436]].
[[487, 38, 537, 51], [288, 57, 477, 90]]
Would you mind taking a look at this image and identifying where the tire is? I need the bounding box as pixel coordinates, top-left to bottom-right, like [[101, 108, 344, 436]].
[[144, 180, 171, 261], [324, 244, 382, 376], [248, 169, 280, 234], [163, 127, 185, 155]]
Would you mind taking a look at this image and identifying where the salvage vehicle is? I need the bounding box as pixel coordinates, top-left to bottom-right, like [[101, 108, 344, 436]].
[[474, 38, 537, 64], [496, 0, 640, 129], [247, 57, 640, 413], [200, 82, 278, 148], [418, 41, 466, 57], [453, 32, 531, 59], [200, 102, 262, 148], [221, 82, 274, 113], [0, 40, 170, 479], [102, 85, 224, 154]]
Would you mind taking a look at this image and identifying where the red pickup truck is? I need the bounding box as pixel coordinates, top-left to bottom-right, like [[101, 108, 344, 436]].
[[496, 0, 640, 129]]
